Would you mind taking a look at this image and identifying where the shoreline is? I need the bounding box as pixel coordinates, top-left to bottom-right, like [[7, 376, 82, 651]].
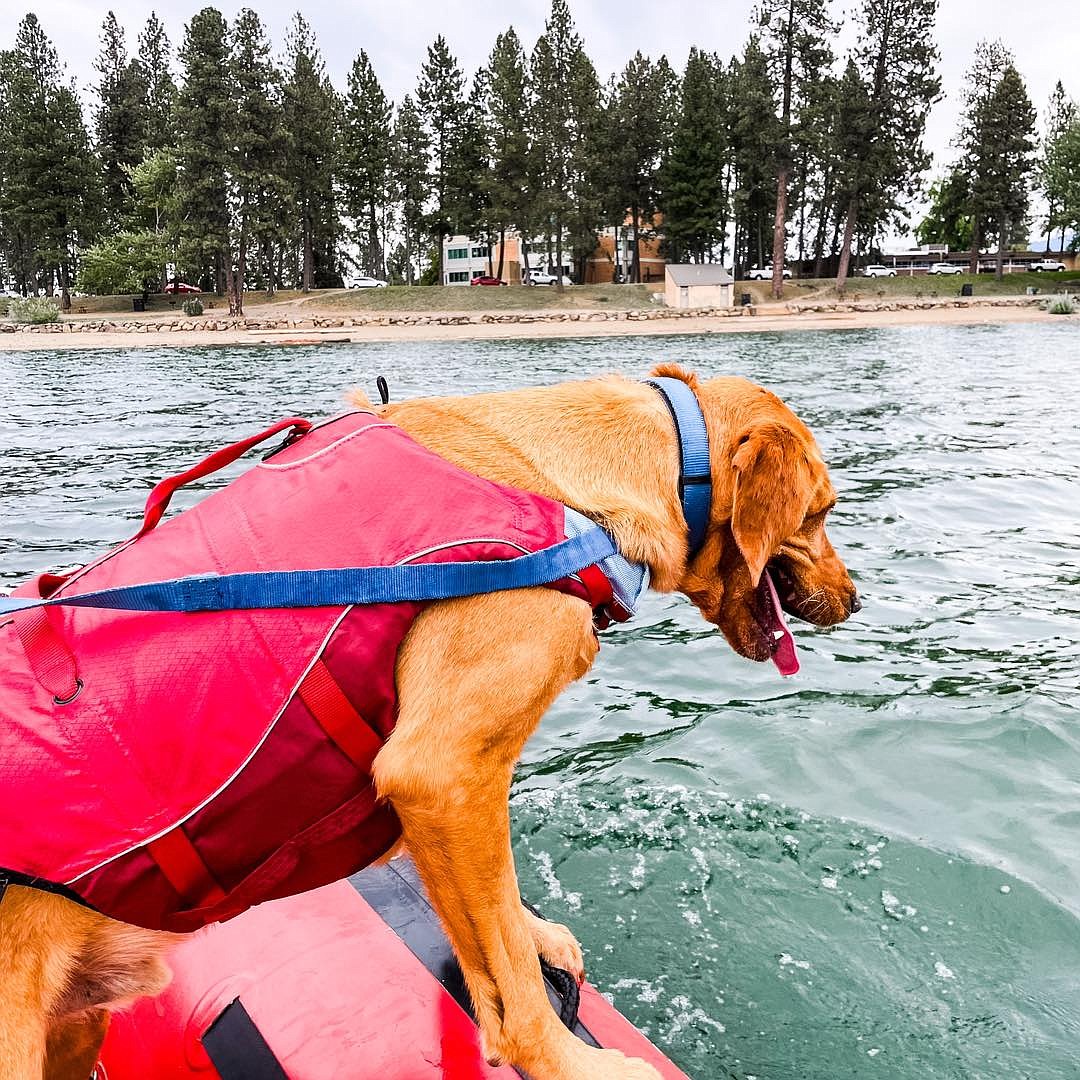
[[0, 298, 1068, 350]]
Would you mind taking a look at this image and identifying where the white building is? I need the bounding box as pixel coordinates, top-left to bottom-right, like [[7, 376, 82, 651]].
[[442, 236, 493, 285]]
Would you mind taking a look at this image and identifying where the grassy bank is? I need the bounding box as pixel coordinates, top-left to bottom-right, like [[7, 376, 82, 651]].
[[304, 283, 659, 312], [45, 270, 1080, 319]]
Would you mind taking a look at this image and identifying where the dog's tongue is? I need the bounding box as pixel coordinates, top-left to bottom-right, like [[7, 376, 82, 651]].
[[763, 570, 800, 677]]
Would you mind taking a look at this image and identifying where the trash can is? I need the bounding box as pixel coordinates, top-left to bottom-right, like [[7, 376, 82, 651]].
[[1025, 286, 1038, 296], [132, 297, 146, 312], [960, 284, 973, 297], [740, 292, 752, 307]]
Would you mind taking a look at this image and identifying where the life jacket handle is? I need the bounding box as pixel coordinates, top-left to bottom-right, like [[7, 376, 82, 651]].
[[136, 418, 312, 539]]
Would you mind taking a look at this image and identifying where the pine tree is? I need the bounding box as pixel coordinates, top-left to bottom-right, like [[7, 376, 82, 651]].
[[829, 59, 874, 274], [604, 52, 672, 282], [563, 48, 607, 283], [793, 63, 842, 274], [416, 36, 465, 284], [1054, 121, 1080, 250], [834, 0, 941, 291], [963, 63, 1036, 278], [138, 13, 176, 151], [283, 15, 341, 290], [391, 95, 430, 285], [481, 29, 530, 280], [175, 7, 230, 293], [93, 12, 147, 227], [0, 15, 100, 305], [661, 49, 727, 264], [756, 0, 836, 296], [1041, 82, 1077, 252], [225, 8, 285, 313], [340, 51, 392, 279], [730, 37, 780, 276], [449, 76, 494, 258], [530, 0, 597, 288], [954, 40, 1012, 272]]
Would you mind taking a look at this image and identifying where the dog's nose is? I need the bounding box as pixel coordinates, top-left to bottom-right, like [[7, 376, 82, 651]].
[[848, 590, 862, 615]]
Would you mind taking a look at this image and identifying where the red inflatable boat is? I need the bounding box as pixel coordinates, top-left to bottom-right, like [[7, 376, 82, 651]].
[[96, 857, 689, 1079]]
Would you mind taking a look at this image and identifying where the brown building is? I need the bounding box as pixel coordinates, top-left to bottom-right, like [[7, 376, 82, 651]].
[[585, 215, 667, 284]]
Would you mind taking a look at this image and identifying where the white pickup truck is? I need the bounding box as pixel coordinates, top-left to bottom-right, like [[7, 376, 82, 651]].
[[747, 266, 792, 280], [1029, 258, 1067, 272]]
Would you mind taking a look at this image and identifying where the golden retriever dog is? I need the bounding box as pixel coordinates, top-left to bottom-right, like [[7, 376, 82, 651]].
[[0, 365, 858, 1080]]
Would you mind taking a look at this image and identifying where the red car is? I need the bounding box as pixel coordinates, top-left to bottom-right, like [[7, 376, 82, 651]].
[[163, 281, 201, 294], [470, 276, 507, 286]]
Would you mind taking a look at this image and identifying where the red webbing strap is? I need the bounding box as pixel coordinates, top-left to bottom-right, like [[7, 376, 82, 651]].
[[136, 417, 311, 539], [13, 609, 79, 701], [12, 572, 80, 700], [297, 660, 384, 773], [147, 827, 227, 908], [575, 563, 615, 611]]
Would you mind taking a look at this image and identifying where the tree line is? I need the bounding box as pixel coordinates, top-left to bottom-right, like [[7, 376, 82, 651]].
[[917, 43, 1079, 273], [0, 2, 1076, 315]]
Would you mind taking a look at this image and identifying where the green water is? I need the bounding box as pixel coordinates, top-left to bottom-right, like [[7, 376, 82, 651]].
[[2, 323, 1079, 1079]]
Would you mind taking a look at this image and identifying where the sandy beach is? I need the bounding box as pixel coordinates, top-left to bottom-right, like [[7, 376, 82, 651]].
[[0, 299, 1068, 351]]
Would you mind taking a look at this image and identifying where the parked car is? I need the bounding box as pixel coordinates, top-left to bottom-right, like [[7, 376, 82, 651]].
[[522, 270, 572, 286], [928, 262, 963, 275], [1030, 258, 1067, 272], [470, 276, 507, 286], [163, 281, 201, 294], [746, 266, 792, 280], [347, 276, 388, 288], [860, 265, 896, 278]]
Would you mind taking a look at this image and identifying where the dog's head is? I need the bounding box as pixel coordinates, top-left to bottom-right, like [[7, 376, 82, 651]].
[[655, 366, 859, 668]]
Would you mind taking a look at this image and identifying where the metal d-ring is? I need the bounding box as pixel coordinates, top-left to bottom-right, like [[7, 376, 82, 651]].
[[53, 678, 84, 706]]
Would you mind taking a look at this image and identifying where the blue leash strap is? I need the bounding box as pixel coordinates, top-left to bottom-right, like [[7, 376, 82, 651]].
[[645, 377, 712, 557], [0, 527, 617, 616]]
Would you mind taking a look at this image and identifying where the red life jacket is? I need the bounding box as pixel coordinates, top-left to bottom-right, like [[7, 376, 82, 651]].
[[0, 412, 626, 932]]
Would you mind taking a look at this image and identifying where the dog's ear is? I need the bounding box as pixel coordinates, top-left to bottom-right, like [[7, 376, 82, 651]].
[[648, 362, 700, 389], [731, 422, 813, 586]]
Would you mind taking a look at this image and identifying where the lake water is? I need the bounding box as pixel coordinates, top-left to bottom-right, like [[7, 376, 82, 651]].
[[2, 322, 1079, 1079]]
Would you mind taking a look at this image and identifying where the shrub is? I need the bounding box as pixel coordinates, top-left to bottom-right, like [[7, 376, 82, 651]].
[[1045, 295, 1076, 315], [182, 297, 204, 316], [6, 296, 61, 324]]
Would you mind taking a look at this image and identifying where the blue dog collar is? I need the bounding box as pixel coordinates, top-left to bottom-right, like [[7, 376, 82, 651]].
[[645, 377, 712, 558]]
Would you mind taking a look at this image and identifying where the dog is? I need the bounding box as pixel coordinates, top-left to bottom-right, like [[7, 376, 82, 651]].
[[0, 365, 857, 1080]]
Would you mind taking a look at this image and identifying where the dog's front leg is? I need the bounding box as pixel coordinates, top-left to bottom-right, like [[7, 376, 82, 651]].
[[377, 589, 660, 1080]]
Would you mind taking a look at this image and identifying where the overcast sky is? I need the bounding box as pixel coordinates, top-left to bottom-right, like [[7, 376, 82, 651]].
[[3, 1, 1077, 243]]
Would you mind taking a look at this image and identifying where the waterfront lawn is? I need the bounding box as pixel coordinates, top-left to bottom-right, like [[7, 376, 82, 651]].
[[52, 271, 1080, 320]]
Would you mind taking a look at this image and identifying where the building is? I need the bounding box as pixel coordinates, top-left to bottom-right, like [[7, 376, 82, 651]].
[[583, 213, 668, 284], [440, 234, 567, 286], [441, 217, 673, 287], [442, 236, 506, 285], [664, 264, 733, 309], [879, 245, 1078, 274]]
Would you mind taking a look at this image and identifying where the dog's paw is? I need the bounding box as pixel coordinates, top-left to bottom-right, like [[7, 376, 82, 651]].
[[536, 1044, 663, 1080], [582, 1048, 663, 1079], [525, 910, 585, 984]]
